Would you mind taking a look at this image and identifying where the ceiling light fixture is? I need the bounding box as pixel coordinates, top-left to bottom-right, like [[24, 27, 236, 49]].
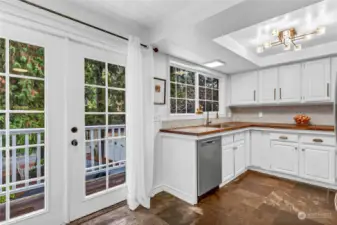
[[204, 60, 225, 68], [256, 27, 326, 53]]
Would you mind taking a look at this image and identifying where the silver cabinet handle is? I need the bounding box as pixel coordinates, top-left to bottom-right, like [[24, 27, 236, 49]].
[[233, 147, 238, 150], [327, 83, 330, 97], [253, 90, 256, 101], [302, 149, 305, 151], [274, 88, 276, 100], [313, 138, 323, 143], [279, 88, 282, 100], [279, 136, 288, 140]]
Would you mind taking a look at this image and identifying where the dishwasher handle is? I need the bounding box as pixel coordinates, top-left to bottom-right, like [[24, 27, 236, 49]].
[[200, 138, 220, 146]]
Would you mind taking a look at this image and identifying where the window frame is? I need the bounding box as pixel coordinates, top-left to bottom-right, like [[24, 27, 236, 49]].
[[198, 73, 220, 112], [169, 63, 223, 117]]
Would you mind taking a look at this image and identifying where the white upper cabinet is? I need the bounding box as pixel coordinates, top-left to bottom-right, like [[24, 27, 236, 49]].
[[302, 58, 331, 102], [331, 57, 337, 102], [278, 64, 302, 103], [259, 68, 278, 104], [228, 57, 333, 106], [230, 71, 258, 105]]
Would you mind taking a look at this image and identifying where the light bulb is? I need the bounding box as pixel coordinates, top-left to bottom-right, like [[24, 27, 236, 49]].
[[256, 46, 264, 53], [317, 27, 326, 35], [272, 29, 279, 36], [284, 45, 291, 51], [294, 44, 302, 51], [284, 38, 291, 45], [264, 42, 271, 49], [305, 34, 313, 40]]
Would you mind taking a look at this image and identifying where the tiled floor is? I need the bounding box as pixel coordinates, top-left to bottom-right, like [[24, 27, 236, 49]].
[[72, 171, 337, 225]]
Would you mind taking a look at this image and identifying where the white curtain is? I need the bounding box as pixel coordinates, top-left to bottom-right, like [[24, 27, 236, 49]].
[[126, 36, 154, 210]]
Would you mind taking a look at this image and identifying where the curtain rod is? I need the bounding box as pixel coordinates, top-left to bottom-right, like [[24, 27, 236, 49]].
[[18, 0, 149, 48]]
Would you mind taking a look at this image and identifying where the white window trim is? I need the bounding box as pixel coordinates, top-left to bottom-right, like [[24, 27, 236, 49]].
[[167, 60, 226, 121]]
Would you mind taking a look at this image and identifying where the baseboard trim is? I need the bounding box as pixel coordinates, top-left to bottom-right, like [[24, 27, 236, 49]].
[[151, 184, 197, 205], [151, 185, 164, 197], [248, 167, 337, 190]]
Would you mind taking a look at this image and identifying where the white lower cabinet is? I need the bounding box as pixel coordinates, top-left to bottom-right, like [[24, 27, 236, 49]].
[[222, 144, 235, 183], [234, 141, 246, 176], [299, 145, 335, 183], [270, 141, 299, 176], [221, 130, 335, 188], [221, 135, 246, 184]]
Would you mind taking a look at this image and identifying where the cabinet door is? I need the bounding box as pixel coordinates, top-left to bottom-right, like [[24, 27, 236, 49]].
[[222, 145, 234, 183], [259, 68, 278, 103], [302, 58, 331, 102], [300, 145, 335, 183], [231, 71, 258, 105], [331, 57, 337, 102], [278, 64, 301, 103], [234, 141, 246, 176], [251, 131, 270, 170], [270, 141, 298, 176]]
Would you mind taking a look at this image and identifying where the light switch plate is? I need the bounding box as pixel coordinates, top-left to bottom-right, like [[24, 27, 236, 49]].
[[258, 112, 263, 118]]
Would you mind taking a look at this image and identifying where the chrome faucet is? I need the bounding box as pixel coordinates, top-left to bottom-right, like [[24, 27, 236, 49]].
[[206, 111, 212, 126]]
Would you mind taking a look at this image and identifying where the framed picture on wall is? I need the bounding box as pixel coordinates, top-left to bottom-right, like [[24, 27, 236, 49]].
[[154, 78, 166, 105]]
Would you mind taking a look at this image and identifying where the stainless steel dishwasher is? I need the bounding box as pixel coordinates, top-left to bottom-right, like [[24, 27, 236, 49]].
[[197, 137, 222, 196]]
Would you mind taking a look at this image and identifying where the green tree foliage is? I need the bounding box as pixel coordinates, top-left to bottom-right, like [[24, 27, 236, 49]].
[[0, 38, 5, 73], [10, 41, 44, 77], [8, 41, 45, 148], [85, 59, 126, 126]]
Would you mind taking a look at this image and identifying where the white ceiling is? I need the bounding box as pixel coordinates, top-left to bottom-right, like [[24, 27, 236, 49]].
[[214, 0, 337, 68], [66, 0, 196, 28], [51, 0, 332, 74]]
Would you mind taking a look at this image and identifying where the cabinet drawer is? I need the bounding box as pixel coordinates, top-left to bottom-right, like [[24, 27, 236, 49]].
[[234, 133, 245, 142], [222, 135, 233, 146], [270, 133, 298, 142], [300, 135, 335, 146]]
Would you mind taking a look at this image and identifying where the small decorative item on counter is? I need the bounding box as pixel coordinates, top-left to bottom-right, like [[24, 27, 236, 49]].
[[294, 114, 311, 126], [196, 104, 203, 114]]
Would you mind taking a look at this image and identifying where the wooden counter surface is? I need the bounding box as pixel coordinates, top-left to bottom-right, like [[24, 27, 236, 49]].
[[160, 122, 334, 136]]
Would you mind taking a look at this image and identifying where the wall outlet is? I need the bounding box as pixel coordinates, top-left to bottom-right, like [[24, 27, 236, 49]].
[[258, 112, 263, 118]]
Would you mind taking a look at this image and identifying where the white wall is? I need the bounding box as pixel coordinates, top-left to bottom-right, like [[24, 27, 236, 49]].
[[25, 0, 150, 43], [152, 52, 229, 188], [231, 105, 334, 125]]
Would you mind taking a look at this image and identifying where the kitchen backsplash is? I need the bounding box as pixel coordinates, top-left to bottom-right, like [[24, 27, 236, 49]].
[[231, 105, 334, 125], [161, 117, 231, 129], [161, 105, 334, 128]]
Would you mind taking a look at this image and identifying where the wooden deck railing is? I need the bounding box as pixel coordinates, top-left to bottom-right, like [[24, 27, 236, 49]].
[[0, 125, 126, 195]]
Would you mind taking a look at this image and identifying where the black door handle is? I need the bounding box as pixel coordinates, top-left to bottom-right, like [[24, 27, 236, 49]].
[[71, 127, 78, 133], [71, 140, 78, 146]]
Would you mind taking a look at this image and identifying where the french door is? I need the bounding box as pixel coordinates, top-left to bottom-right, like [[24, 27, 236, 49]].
[[0, 21, 65, 224], [67, 41, 127, 221]]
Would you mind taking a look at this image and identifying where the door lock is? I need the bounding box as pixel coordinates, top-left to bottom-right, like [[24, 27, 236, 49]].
[[71, 140, 78, 146]]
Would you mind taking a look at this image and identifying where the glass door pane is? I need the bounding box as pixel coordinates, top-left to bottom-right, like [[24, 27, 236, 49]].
[[0, 37, 46, 222], [84, 59, 126, 196]]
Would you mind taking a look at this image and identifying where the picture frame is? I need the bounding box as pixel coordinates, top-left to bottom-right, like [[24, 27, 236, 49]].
[[154, 77, 166, 105]]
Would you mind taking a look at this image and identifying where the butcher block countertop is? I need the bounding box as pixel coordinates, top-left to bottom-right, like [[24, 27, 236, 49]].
[[160, 122, 334, 136]]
